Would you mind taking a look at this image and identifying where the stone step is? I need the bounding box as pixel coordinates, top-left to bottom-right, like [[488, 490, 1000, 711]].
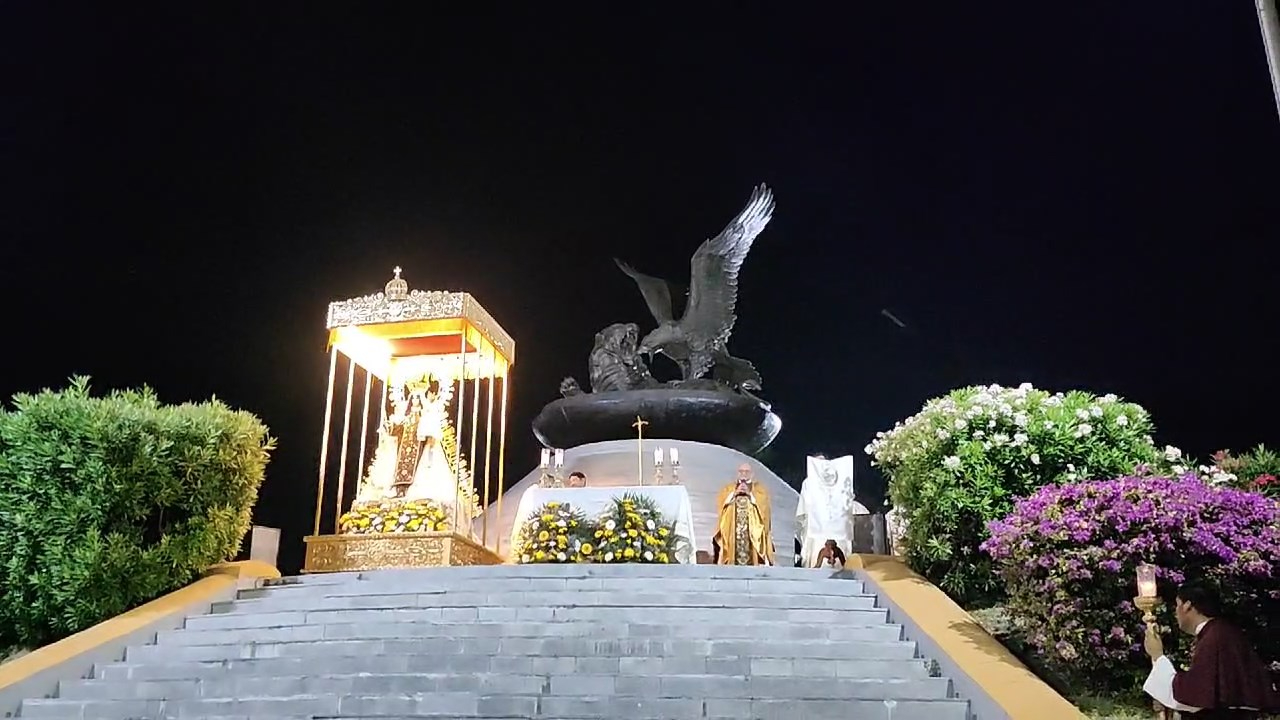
[[249, 573, 867, 596], [125, 637, 920, 664], [161, 620, 903, 645], [226, 589, 880, 612], [254, 571, 865, 589], [274, 564, 857, 584], [240, 576, 870, 599], [95, 654, 933, 682], [59, 671, 953, 701], [21, 693, 968, 720], [14, 566, 971, 720], [195, 604, 890, 629]]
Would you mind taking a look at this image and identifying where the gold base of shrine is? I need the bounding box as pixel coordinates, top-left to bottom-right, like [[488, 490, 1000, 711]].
[[302, 531, 503, 573]]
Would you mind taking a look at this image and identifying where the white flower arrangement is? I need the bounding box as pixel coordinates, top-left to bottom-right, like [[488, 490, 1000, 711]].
[[866, 383, 1165, 483]]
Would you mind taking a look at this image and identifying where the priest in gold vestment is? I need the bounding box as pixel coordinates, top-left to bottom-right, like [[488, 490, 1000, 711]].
[[712, 463, 775, 565]]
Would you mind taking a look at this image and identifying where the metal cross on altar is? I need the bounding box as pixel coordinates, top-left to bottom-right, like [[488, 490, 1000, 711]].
[[632, 415, 648, 486]]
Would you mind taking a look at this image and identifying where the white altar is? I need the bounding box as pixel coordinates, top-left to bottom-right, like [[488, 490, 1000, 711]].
[[509, 485, 699, 564]]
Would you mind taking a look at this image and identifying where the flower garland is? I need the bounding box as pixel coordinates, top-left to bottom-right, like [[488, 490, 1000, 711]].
[[338, 498, 450, 534]]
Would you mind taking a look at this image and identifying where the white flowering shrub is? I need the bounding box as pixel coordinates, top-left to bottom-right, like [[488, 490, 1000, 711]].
[[866, 383, 1168, 604]]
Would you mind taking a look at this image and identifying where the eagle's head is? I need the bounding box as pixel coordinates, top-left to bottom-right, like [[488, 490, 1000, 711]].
[[637, 322, 684, 361]]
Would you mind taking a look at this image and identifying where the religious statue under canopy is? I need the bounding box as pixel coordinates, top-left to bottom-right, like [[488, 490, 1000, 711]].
[[353, 375, 479, 530], [796, 454, 867, 568], [712, 463, 775, 566]]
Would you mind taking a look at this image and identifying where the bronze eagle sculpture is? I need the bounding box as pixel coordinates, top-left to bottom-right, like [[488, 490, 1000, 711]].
[[614, 184, 774, 389]]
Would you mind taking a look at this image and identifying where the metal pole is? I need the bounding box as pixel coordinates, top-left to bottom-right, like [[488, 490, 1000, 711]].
[[496, 368, 509, 558], [468, 339, 483, 541], [379, 375, 389, 425], [482, 346, 497, 548], [454, 332, 468, 536], [334, 355, 357, 533], [356, 369, 373, 495], [1259, 0, 1280, 121], [313, 347, 339, 536]]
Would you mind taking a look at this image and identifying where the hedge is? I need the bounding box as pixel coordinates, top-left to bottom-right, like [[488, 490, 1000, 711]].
[[0, 377, 273, 649]]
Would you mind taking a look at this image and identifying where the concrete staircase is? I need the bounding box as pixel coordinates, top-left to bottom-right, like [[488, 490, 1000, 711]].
[[19, 564, 971, 720]]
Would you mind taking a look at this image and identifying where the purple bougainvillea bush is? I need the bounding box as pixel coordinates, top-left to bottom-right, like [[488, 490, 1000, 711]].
[[982, 474, 1280, 692]]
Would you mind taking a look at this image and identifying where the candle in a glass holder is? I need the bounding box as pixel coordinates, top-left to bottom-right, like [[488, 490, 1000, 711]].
[[654, 448, 664, 466], [670, 447, 679, 465], [554, 449, 564, 468], [1136, 564, 1158, 598]]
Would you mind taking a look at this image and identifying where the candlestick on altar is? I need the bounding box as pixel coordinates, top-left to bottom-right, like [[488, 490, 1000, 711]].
[[1134, 563, 1160, 624], [540, 448, 550, 469], [632, 415, 649, 486], [669, 446, 681, 485], [553, 448, 564, 468]]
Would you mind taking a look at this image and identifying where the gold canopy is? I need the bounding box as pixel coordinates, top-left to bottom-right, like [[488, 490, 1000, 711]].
[[324, 267, 515, 382], [304, 267, 513, 572]]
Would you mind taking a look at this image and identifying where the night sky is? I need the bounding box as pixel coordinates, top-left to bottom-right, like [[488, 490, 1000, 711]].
[[3, 5, 1277, 573]]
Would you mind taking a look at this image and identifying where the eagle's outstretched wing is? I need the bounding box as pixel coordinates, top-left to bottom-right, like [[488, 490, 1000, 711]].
[[614, 258, 675, 323], [683, 184, 775, 347]]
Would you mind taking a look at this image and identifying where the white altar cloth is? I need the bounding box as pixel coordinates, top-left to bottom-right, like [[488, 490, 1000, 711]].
[[509, 485, 698, 564]]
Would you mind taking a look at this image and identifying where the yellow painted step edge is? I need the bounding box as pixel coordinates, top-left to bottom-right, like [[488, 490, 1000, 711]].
[[851, 554, 1087, 720], [0, 560, 279, 699]]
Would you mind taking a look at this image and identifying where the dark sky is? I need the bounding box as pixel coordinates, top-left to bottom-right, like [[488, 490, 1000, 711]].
[[3, 4, 1278, 572]]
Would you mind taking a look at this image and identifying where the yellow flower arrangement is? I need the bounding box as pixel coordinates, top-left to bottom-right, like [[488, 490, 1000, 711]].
[[338, 498, 450, 535], [517, 501, 591, 563], [593, 493, 678, 564], [512, 495, 682, 564]]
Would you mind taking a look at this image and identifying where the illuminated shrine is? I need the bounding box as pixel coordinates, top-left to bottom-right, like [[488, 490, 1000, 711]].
[[303, 268, 514, 572]]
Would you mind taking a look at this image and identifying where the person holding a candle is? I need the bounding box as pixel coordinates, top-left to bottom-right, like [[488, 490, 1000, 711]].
[[1142, 580, 1280, 718]]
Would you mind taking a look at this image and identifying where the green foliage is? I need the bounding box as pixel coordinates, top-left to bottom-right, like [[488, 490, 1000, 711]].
[[1208, 444, 1280, 499], [1074, 693, 1153, 720], [867, 383, 1165, 605], [0, 377, 274, 649]]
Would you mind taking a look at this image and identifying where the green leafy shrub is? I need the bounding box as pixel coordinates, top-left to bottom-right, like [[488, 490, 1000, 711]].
[[1203, 445, 1280, 500], [0, 377, 274, 649], [866, 383, 1165, 604]]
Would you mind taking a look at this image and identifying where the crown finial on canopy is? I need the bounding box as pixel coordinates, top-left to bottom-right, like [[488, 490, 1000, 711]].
[[385, 266, 408, 301]]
